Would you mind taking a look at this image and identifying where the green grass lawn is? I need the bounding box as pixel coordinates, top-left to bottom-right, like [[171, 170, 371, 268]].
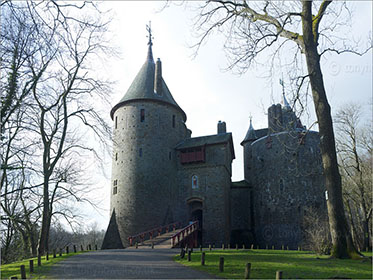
[[1, 252, 82, 279], [174, 249, 373, 279]]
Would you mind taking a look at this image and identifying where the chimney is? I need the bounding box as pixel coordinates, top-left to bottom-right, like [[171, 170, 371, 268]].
[[154, 58, 162, 95], [217, 120, 226, 134]]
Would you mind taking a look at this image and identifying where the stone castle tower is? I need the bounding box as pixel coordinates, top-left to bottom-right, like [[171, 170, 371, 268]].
[[102, 35, 327, 249]]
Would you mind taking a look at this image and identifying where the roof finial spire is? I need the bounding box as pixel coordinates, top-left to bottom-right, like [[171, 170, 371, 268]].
[[146, 21, 154, 61], [279, 78, 291, 109], [146, 21, 153, 46], [249, 114, 253, 129]]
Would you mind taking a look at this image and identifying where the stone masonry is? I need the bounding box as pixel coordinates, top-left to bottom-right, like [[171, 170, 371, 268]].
[[102, 38, 327, 249]]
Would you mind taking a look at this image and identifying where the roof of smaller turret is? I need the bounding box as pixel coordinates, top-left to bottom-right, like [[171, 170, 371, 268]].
[[282, 93, 291, 111], [241, 128, 268, 145], [242, 117, 257, 143], [110, 43, 186, 121]]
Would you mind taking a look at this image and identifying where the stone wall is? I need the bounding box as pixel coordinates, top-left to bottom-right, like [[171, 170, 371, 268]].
[[110, 100, 187, 246], [177, 142, 233, 246], [249, 130, 327, 249]]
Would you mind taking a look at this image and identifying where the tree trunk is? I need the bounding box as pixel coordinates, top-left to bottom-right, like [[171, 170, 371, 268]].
[[38, 180, 50, 255], [361, 204, 370, 250], [301, 1, 360, 259], [345, 199, 358, 249]]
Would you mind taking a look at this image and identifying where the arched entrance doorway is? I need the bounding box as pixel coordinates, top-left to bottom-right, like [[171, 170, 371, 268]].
[[187, 198, 203, 246]]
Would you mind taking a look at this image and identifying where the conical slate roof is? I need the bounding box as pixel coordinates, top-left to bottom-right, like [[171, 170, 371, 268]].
[[282, 93, 291, 110], [110, 44, 186, 121], [241, 117, 257, 144]]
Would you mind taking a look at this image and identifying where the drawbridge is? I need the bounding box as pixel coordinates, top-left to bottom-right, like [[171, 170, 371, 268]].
[[128, 221, 198, 249]]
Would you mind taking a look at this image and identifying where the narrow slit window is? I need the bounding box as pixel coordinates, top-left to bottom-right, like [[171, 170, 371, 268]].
[[113, 187, 117, 195], [115, 116, 118, 129], [115, 153, 118, 161], [140, 109, 145, 122], [172, 115, 175, 128]]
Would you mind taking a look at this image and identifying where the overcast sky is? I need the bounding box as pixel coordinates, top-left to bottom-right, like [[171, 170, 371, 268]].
[[84, 1, 372, 231]]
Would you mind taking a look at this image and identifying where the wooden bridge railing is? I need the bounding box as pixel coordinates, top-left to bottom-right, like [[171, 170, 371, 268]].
[[128, 222, 181, 246], [171, 221, 198, 248]]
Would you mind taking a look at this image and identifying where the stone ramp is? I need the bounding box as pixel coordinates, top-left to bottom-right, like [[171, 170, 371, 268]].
[[137, 229, 180, 249]]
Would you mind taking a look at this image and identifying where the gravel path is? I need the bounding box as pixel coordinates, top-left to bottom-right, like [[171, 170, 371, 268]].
[[48, 248, 216, 279]]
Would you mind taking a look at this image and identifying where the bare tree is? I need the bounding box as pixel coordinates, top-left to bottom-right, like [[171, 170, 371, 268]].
[[335, 103, 372, 251], [186, 0, 372, 258], [1, 1, 113, 257]]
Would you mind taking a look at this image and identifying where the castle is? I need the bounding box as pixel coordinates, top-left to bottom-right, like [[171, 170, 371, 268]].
[[102, 36, 327, 249]]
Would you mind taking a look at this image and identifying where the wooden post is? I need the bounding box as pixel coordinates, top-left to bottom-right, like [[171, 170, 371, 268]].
[[222, 244, 225, 250], [201, 252, 205, 265], [95, 244, 98, 250], [209, 244, 211, 251], [180, 248, 185, 259], [66, 246, 69, 254], [81, 245, 84, 251], [276, 271, 283, 280], [287, 246, 289, 251], [219, 256, 224, 272], [236, 244, 238, 250], [135, 242, 138, 249], [29, 260, 34, 273], [20, 265, 26, 279], [298, 246, 301, 251], [266, 244, 268, 250], [89, 244, 92, 251], [151, 242, 154, 249], [272, 245, 274, 250], [53, 249, 56, 258], [187, 250, 191, 262], [59, 248, 62, 257], [213, 244, 215, 249], [244, 263, 251, 279], [46, 251, 49, 260], [281, 245, 284, 250], [243, 244, 245, 250], [73, 245, 77, 253], [228, 244, 231, 249], [250, 244, 254, 250], [37, 254, 41, 266]]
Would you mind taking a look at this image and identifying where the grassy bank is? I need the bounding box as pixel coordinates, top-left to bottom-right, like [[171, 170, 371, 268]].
[[1, 252, 82, 279], [174, 249, 373, 279]]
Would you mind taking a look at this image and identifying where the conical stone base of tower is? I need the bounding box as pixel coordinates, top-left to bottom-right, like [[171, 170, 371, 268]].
[[101, 210, 124, 249]]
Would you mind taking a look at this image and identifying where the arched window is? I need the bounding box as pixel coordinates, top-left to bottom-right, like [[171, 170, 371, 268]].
[[279, 179, 284, 192], [140, 109, 145, 122], [192, 175, 198, 189]]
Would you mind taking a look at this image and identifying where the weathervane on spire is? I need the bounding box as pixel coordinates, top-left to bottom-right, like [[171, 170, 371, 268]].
[[279, 77, 285, 97], [249, 114, 254, 129], [146, 21, 153, 46], [279, 77, 291, 109]]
